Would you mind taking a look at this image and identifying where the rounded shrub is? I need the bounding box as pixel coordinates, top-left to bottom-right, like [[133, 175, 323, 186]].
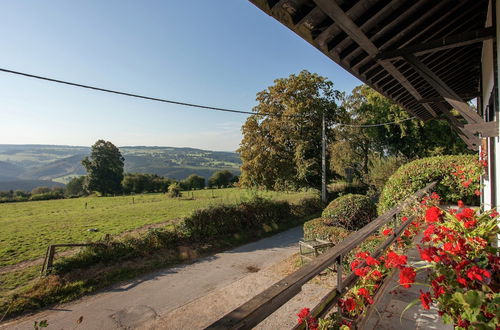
[[303, 218, 350, 244], [378, 155, 481, 214], [321, 194, 376, 230]]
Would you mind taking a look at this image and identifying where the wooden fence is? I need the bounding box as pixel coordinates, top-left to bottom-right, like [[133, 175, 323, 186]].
[[40, 242, 106, 275], [206, 182, 437, 329]]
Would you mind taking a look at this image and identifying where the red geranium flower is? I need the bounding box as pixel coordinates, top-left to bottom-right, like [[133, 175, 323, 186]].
[[341, 298, 356, 312], [431, 279, 445, 298], [401, 216, 408, 222], [297, 307, 310, 320], [358, 287, 374, 304], [457, 276, 467, 287], [399, 267, 416, 288], [370, 269, 383, 280], [350, 259, 361, 271], [365, 256, 379, 266], [457, 200, 464, 208], [385, 251, 407, 268], [382, 228, 393, 236], [425, 206, 442, 223], [354, 266, 369, 277], [419, 290, 432, 310]]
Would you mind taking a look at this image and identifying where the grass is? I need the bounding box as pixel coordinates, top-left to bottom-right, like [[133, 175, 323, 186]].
[[0, 188, 314, 268], [0, 192, 321, 320]]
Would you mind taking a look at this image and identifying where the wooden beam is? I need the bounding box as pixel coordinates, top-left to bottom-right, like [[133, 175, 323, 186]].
[[403, 54, 483, 123], [311, 0, 437, 118], [436, 103, 480, 150], [418, 93, 479, 104], [376, 28, 494, 60], [465, 121, 499, 137]]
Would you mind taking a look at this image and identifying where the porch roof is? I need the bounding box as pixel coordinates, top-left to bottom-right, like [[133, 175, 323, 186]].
[[249, 0, 490, 143]]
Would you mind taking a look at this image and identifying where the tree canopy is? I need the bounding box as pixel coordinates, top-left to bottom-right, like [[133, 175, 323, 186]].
[[330, 85, 471, 181], [82, 140, 124, 195], [208, 170, 234, 188], [238, 70, 345, 190], [182, 174, 206, 190]]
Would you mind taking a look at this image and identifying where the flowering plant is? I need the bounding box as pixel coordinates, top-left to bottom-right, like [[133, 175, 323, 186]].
[[414, 200, 499, 329]]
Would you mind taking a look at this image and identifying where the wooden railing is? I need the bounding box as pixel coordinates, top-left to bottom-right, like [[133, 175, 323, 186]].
[[206, 182, 437, 330], [40, 242, 106, 275]]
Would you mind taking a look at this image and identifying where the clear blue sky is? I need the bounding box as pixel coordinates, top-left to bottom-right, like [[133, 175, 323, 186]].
[[0, 0, 361, 151]]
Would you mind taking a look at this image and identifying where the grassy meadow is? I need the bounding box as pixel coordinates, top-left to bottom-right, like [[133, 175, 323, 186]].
[[0, 188, 314, 268]]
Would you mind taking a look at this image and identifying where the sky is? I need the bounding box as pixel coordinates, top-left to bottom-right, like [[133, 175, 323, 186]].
[[0, 1, 361, 152]]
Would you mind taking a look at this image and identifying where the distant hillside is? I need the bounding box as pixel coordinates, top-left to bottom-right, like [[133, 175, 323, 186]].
[[0, 180, 65, 192], [0, 144, 241, 190]]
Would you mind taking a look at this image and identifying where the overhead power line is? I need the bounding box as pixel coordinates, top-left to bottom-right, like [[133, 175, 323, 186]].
[[0, 67, 417, 127]]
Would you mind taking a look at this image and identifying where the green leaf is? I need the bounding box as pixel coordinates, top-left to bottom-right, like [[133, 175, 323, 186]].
[[464, 290, 484, 309], [400, 298, 420, 323]]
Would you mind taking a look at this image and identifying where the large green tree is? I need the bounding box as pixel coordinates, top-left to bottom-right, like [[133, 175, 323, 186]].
[[238, 70, 345, 190], [82, 140, 124, 195], [330, 85, 471, 181], [182, 174, 206, 190], [346, 85, 470, 158], [208, 170, 234, 188]]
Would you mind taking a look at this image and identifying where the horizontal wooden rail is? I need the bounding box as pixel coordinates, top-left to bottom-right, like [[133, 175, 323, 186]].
[[40, 242, 107, 275], [206, 182, 437, 330], [292, 210, 418, 329]]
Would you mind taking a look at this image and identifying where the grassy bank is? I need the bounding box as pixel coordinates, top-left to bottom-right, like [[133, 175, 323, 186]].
[[0, 195, 320, 320], [0, 188, 313, 267]]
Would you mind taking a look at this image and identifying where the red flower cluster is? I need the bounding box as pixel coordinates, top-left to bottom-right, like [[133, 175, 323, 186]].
[[296, 308, 318, 330], [385, 251, 407, 269], [382, 228, 393, 236], [419, 290, 432, 310], [339, 297, 356, 312], [399, 267, 416, 288], [358, 287, 374, 304], [425, 206, 442, 223]]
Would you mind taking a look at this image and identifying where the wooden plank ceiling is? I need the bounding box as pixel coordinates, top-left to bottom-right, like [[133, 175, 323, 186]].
[[249, 0, 489, 126]]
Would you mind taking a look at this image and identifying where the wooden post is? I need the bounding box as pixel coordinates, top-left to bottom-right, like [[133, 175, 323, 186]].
[[46, 245, 56, 273], [393, 214, 398, 236], [321, 110, 327, 203], [336, 255, 343, 292]]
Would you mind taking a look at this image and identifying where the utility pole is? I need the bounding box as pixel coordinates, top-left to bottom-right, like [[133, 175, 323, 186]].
[[321, 110, 327, 203]]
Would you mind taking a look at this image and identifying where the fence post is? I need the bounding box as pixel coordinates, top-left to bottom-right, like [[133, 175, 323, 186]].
[[393, 214, 398, 236], [336, 255, 343, 292], [46, 245, 56, 273]]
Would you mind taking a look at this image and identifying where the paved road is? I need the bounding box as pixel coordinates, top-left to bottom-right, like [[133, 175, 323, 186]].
[[1, 226, 303, 330]]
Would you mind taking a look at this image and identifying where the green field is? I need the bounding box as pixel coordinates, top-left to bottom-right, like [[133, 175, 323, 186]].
[[0, 188, 314, 268]]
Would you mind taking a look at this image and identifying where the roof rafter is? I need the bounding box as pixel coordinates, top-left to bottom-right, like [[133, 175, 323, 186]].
[[376, 27, 495, 60], [403, 54, 483, 123], [312, 0, 437, 117]]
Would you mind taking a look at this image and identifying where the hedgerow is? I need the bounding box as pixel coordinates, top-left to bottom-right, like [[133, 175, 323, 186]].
[[303, 218, 350, 244], [321, 194, 376, 230], [378, 155, 482, 214], [183, 196, 322, 241]]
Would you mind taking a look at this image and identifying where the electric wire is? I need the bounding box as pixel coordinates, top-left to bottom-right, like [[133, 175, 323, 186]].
[[0, 67, 418, 127]]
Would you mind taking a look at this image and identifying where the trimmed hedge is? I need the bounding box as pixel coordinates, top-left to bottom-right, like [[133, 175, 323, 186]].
[[321, 194, 376, 230], [183, 196, 322, 241], [303, 217, 350, 244], [378, 155, 481, 214]]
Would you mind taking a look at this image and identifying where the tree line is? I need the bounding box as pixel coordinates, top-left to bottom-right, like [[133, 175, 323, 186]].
[[0, 141, 237, 202], [238, 70, 471, 193]]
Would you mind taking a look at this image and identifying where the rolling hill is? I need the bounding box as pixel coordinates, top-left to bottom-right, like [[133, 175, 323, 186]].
[[0, 144, 241, 191]]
